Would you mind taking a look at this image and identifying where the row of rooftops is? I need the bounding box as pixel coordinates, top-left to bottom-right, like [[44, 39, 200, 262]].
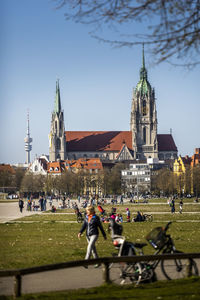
[[47, 158, 103, 174], [1, 149, 199, 176], [176, 148, 200, 168]]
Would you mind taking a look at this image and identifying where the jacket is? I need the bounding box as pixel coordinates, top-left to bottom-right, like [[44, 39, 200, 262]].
[[79, 214, 106, 238]]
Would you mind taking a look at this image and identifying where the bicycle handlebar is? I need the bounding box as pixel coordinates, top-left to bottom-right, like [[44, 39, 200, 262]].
[[164, 221, 172, 232]]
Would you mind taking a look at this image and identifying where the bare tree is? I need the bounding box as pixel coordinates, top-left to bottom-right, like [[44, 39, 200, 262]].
[[53, 0, 200, 67]]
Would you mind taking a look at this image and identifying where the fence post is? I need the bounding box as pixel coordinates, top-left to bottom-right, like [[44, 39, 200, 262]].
[[186, 259, 193, 277], [102, 262, 111, 284], [14, 274, 21, 298]]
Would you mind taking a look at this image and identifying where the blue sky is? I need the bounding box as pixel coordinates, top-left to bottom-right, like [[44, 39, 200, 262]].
[[0, 0, 199, 164]]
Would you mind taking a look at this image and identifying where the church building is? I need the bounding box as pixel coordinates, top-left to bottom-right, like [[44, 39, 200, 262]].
[[49, 51, 177, 163]]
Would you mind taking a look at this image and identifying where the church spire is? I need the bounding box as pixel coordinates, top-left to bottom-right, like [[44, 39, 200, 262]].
[[135, 45, 151, 95], [54, 79, 61, 114], [140, 44, 147, 80]]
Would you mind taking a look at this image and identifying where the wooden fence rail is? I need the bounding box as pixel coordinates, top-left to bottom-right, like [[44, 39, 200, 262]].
[[0, 252, 200, 298]]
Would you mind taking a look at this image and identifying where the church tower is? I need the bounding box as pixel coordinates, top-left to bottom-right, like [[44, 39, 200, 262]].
[[130, 47, 158, 160], [49, 80, 66, 161]]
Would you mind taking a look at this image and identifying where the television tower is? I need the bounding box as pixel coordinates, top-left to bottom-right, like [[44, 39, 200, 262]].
[[24, 111, 33, 164]]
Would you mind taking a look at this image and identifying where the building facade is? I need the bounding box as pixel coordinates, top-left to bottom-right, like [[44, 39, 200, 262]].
[[49, 51, 177, 162], [130, 48, 158, 159], [121, 163, 151, 196]]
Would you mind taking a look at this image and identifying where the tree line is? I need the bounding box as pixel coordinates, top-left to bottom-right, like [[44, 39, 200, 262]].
[[1, 163, 200, 198]]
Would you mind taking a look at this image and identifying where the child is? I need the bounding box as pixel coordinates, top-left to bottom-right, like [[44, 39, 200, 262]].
[[126, 208, 130, 222]]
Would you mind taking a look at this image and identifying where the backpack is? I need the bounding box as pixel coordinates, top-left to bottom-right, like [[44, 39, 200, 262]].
[[113, 222, 123, 236]]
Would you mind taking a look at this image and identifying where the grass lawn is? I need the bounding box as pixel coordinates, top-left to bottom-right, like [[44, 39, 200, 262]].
[[1, 277, 200, 300], [0, 200, 200, 270]]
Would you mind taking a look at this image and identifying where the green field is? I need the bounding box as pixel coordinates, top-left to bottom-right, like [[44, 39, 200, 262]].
[[0, 199, 200, 270]]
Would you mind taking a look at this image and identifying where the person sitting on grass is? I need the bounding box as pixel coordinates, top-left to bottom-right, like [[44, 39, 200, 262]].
[[133, 211, 143, 222], [51, 205, 56, 213]]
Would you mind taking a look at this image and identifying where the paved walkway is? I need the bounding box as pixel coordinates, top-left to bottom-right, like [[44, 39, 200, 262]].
[[0, 202, 43, 223]]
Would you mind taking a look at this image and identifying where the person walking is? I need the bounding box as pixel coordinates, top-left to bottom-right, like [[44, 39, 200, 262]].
[[179, 199, 183, 214], [39, 196, 44, 211], [78, 205, 107, 268], [170, 198, 175, 214], [18, 198, 24, 213]]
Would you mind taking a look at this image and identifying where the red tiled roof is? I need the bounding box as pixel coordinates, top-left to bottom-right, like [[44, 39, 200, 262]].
[[47, 158, 103, 173], [47, 161, 65, 173], [157, 134, 177, 152], [39, 158, 48, 171], [191, 153, 200, 167], [65, 131, 132, 152], [70, 158, 103, 170], [66, 131, 177, 153], [0, 164, 15, 174]]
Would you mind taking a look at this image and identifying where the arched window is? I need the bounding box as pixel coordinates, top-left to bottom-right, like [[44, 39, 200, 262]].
[[56, 138, 61, 150], [143, 100, 147, 116], [143, 127, 146, 143], [34, 166, 38, 172], [55, 121, 57, 131]]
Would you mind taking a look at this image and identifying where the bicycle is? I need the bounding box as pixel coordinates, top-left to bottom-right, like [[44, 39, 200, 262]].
[[109, 234, 155, 285], [145, 221, 199, 280], [108, 218, 156, 285], [110, 221, 199, 284], [143, 213, 153, 222]]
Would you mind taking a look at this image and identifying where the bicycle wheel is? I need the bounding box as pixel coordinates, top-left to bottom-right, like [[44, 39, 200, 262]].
[[110, 262, 142, 285], [161, 250, 199, 280], [139, 263, 156, 283], [145, 214, 153, 222]]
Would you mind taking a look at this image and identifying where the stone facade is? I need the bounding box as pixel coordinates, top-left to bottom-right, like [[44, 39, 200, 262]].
[[49, 80, 66, 161], [49, 52, 177, 162], [130, 48, 158, 159]]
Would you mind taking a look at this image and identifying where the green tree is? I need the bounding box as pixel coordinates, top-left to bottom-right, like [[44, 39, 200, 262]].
[[54, 0, 200, 67], [193, 165, 200, 196]]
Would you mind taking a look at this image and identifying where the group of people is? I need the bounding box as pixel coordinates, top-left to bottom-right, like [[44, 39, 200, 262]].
[[18, 195, 48, 213], [96, 205, 145, 224], [168, 196, 184, 214]]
